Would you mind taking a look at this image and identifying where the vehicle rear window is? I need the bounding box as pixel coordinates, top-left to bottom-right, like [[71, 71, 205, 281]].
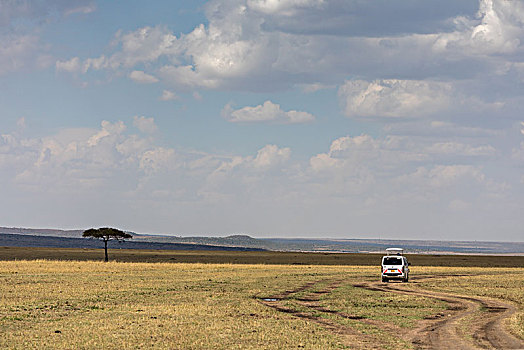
[[383, 257, 402, 265]]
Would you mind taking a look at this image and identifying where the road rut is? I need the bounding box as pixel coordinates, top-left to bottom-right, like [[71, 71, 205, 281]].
[[258, 275, 523, 349]]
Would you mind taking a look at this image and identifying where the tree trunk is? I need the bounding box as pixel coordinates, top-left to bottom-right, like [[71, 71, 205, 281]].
[[104, 239, 108, 262]]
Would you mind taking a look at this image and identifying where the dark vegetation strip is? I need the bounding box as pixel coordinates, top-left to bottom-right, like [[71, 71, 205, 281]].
[[1, 246, 523, 267], [0, 233, 263, 251]]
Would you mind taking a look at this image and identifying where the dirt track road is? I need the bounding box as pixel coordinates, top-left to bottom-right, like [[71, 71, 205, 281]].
[[259, 276, 523, 349]]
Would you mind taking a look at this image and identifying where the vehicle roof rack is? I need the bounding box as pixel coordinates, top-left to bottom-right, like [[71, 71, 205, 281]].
[[385, 248, 404, 256]]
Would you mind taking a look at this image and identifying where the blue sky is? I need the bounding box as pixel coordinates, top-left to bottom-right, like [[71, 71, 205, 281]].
[[1, 0, 523, 241]]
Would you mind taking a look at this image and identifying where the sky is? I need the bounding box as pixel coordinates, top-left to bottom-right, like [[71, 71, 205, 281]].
[[1, 0, 523, 241]]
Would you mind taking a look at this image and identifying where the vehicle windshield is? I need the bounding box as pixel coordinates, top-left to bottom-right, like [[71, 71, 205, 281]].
[[383, 257, 402, 265]]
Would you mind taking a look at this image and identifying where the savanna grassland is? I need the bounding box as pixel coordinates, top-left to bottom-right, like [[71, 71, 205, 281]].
[[0, 249, 523, 349]]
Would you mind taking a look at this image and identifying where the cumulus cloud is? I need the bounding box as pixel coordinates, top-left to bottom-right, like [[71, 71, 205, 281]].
[[1, 120, 175, 193], [300, 131, 513, 224], [247, 0, 325, 15], [53, 0, 524, 97], [198, 143, 292, 202], [307, 133, 501, 191], [129, 70, 159, 83], [222, 101, 315, 124], [338, 79, 453, 118], [133, 116, 158, 134], [2, 118, 521, 238], [87, 120, 126, 147], [1, 119, 296, 201], [252, 144, 291, 169], [119, 26, 178, 67], [7, 0, 523, 238], [139, 147, 175, 174], [311, 134, 426, 172], [0, 0, 95, 76], [434, 0, 524, 55], [211, 144, 291, 174], [56, 57, 81, 73], [398, 165, 485, 188]]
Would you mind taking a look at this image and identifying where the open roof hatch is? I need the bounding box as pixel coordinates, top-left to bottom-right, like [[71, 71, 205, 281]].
[[385, 247, 404, 256]]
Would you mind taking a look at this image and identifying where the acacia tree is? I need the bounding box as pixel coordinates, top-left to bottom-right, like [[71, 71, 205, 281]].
[[82, 227, 132, 262]]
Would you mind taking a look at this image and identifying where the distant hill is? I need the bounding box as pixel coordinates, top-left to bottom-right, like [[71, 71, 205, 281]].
[[0, 227, 84, 238], [1, 227, 523, 254], [0, 233, 264, 251]]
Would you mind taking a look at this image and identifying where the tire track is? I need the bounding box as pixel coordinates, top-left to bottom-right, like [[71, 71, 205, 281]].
[[257, 276, 523, 349], [257, 279, 386, 349], [354, 278, 523, 349]]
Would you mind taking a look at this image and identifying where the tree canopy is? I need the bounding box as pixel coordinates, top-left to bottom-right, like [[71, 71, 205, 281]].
[[82, 227, 132, 262]]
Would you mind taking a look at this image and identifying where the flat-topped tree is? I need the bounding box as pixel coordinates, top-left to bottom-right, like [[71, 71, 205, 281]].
[[82, 227, 132, 262]]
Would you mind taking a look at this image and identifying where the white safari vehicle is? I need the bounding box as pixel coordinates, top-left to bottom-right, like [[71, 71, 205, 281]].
[[381, 248, 410, 283]]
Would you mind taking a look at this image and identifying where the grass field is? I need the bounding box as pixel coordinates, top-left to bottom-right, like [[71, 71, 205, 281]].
[[0, 248, 523, 349], [1, 246, 523, 267]]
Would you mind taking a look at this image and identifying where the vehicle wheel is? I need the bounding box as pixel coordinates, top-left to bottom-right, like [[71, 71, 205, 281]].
[[382, 277, 387, 283]]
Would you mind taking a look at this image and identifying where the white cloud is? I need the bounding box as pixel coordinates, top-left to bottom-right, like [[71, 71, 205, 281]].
[[299, 83, 335, 93], [312, 134, 426, 172], [252, 144, 291, 169], [0, 34, 40, 75], [133, 116, 158, 134], [434, 0, 524, 55], [114, 26, 179, 68], [56, 57, 81, 73], [159, 90, 178, 101], [53, 0, 524, 106], [210, 144, 291, 174], [129, 70, 159, 84], [426, 142, 496, 156], [64, 3, 97, 16], [7, 0, 524, 239], [427, 121, 503, 137], [87, 120, 126, 147], [305, 133, 506, 205], [198, 143, 292, 202], [511, 141, 524, 161], [1, 119, 522, 239], [338, 79, 453, 118], [1, 120, 176, 194], [398, 165, 485, 188], [1, 119, 296, 203], [309, 152, 339, 172], [222, 100, 315, 124], [247, 0, 325, 15], [0, 0, 96, 75], [158, 64, 220, 89], [82, 55, 109, 73], [139, 148, 175, 174]]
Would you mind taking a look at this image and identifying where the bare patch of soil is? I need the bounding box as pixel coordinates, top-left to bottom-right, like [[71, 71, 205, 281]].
[[258, 275, 523, 349], [354, 277, 523, 349]]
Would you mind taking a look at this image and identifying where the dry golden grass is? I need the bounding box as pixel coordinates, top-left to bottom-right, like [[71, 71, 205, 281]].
[[0, 260, 351, 349], [0, 260, 522, 349]]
